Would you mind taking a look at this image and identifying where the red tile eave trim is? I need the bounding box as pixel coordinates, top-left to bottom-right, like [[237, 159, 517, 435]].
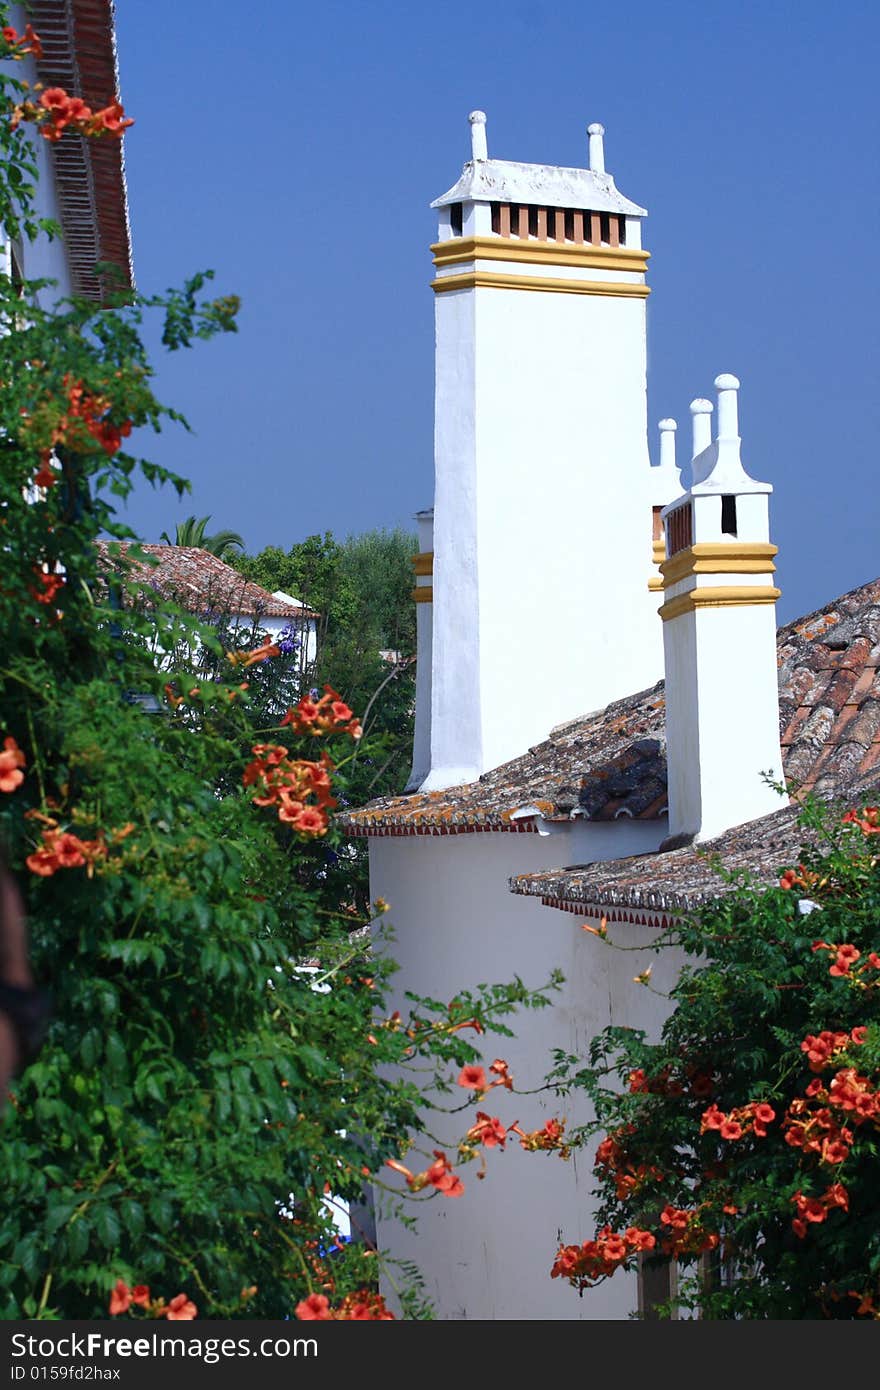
[[536, 896, 681, 930], [32, 0, 134, 301], [341, 819, 539, 838]]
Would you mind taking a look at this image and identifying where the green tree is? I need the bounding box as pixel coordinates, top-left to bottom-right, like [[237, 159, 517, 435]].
[[238, 526, 417, 687], [159, 513, 245, 560], [200, 527, 419, 916], [235, 529, 418, 916], [547, 799, 880, 1319]]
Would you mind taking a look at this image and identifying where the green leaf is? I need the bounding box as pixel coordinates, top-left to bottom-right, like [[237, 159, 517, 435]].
[[119, 1199, 145, 1240], [80, 1028, 102, 1069], [104, 1033, 127, 1080], [148, 1197, 173, 1233], [93, 1206, 121, 1250]]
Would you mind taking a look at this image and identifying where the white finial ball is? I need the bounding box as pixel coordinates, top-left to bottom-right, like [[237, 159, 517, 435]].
[[469, 110, 487, 125], [587, 122, 605, 135], [690, 398, 714, 414], [658, 418, 677, 431], [714, 373, 740, 391]]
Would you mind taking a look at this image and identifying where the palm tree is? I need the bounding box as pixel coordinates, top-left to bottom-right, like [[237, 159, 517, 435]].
[[160, 515, 245, 562]]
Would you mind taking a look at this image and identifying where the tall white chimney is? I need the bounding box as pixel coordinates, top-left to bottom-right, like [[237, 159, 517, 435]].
[[658, 374, 785, 843], [424, 112, 658, 788]]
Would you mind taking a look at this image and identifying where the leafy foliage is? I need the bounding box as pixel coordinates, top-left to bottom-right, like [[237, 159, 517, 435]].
[[0, 23, 549, 1320], [158, 514, 245, 560], [236, 529, 417, 763], [548, 801, 880, 1319], [234, 529, 419, 916]]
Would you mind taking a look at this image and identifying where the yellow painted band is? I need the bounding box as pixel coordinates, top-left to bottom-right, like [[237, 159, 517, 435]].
[[648, 575, 664, 592], [412, 586, 433, 604], [652, 540, 666, 565], [411, 551, 434, 576], [431, 237, 650, 274], [659, 585, 781, 622], [432, 271, 650, 298], [660, 542, 778, 588]]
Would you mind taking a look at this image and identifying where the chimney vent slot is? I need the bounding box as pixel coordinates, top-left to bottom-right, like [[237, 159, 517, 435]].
[[484, 205, 628, 247], [666, 502, 693, 557], [721, 495, 738, 537]]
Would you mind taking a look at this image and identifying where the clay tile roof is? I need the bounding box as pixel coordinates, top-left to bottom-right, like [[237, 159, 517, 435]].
[[509, 787, 878, 921], [341, 681, 667, 837], [340, 576, 880, 839], [30, 0, 133, 301], [96, 543, 319, 621]]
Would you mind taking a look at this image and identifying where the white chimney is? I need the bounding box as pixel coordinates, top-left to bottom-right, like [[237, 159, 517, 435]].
[[652, 416, 683, 506], [649, 419, 684, 593], [469, 110, 488, 161], [406, 508, 434, 791], [587, 122, 606, 173], [658, 374, 785, 843], [690, 397, 714, 460]]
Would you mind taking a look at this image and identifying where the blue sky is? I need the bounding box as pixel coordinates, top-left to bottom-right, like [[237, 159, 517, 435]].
[[114, 0, 879, 624]]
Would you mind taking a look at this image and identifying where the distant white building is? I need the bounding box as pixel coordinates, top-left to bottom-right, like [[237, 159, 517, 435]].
[[343, 113, 880, 1320], [97, 543, 319, 672]]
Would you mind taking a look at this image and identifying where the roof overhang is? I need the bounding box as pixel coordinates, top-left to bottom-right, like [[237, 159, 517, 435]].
[[431, 158, 647, 217]]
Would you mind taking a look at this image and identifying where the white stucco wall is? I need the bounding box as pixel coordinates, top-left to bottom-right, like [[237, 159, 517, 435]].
[[259, 613, 318, 672], [10, 30, 77, 303], [429, 285, 481, 785], [428, 275, 664, 787], [369, 818, 685, 1321], [24, 132, 75, 300]]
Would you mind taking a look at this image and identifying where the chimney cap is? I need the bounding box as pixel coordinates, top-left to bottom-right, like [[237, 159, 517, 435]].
[[714, 372, 740, 391], [431, 115, 646, 214], [658, 418, 677, 431], [690, 398, 713, 415]]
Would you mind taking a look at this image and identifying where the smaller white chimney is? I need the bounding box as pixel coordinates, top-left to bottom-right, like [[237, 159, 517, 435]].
[[653, 417, 682, 502], [659, 375, 785, 843], [587, 122, 606, 174], [649, 420, 683, 593], [406, 508, 434, 791], [690, 397, 714, 460], [658, 418, 677, 470], [469, 110, 488, 161]]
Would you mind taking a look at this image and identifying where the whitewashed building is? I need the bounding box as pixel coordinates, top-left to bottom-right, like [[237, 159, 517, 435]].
[[342, 113, 880, 1319], [96, 543, 319, 673]]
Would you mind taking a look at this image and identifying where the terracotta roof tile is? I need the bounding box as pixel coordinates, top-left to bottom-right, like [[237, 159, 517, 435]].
[[858, 738, 880, 777], [341, 683, 668, 835]]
